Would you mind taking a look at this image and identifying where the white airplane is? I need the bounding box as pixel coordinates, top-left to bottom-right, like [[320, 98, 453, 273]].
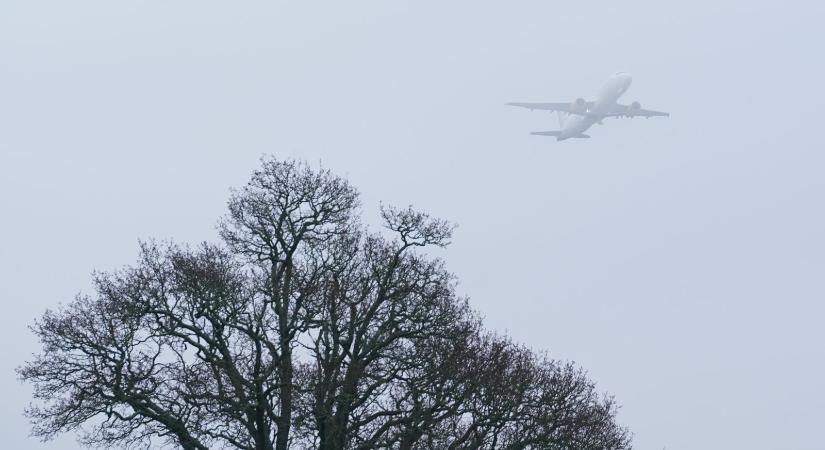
[[507, 72, 668, 141]]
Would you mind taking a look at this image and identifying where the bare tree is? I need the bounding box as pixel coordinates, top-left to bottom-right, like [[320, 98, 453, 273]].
[[19, 157, 631, 450]]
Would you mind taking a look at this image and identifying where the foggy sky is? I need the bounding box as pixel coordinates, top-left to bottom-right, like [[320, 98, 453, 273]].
[[2, 1, 824, 449]]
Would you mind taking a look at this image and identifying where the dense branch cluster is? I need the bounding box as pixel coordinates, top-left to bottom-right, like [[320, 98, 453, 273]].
[[19, 158, 631, 450]]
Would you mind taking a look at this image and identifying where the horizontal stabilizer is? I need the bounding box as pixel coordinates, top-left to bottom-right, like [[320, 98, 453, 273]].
[[530, 131, 590, 139]]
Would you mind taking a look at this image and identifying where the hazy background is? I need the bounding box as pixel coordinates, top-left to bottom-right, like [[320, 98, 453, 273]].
[[2, 1, 823, 449]]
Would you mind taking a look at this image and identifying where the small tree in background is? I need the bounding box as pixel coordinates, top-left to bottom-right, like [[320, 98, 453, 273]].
[[19, 157, 631, 450]]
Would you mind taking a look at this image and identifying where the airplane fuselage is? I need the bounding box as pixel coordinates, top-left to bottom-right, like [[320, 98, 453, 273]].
[[558, 73, 632, 140]]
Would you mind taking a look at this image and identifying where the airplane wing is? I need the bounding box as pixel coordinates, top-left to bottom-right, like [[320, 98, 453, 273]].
[[607, 103, 669, 118], [506, 102, 594, 114]]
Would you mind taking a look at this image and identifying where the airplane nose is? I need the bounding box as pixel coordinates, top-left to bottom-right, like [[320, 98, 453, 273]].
[[622, 73, 633, 85]]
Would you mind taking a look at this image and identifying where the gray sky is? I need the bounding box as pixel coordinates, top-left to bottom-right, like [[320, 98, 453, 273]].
[[2, 1, 823, 449]]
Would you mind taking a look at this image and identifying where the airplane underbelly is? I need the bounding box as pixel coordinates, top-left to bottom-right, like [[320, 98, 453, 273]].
[[591, 98, 617, 116], [564, 115, 594, 135]]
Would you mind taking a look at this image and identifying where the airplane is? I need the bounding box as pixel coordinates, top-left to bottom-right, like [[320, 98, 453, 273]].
[[507, 72, 668, 141]]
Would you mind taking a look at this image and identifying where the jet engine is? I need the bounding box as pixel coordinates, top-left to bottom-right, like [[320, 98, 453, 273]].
[[625, 101, 641, 117], [570, 97, 588, 114]]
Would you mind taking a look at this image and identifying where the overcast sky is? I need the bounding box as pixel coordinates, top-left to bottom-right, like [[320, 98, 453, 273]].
[[2, 1, 824, 449]]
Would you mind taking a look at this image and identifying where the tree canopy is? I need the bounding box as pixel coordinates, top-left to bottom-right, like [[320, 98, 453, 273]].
[[19, 157, 631, 450]]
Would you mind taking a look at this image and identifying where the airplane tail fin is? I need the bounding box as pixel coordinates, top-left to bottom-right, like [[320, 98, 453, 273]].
[[557, 111, 568, 128]]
